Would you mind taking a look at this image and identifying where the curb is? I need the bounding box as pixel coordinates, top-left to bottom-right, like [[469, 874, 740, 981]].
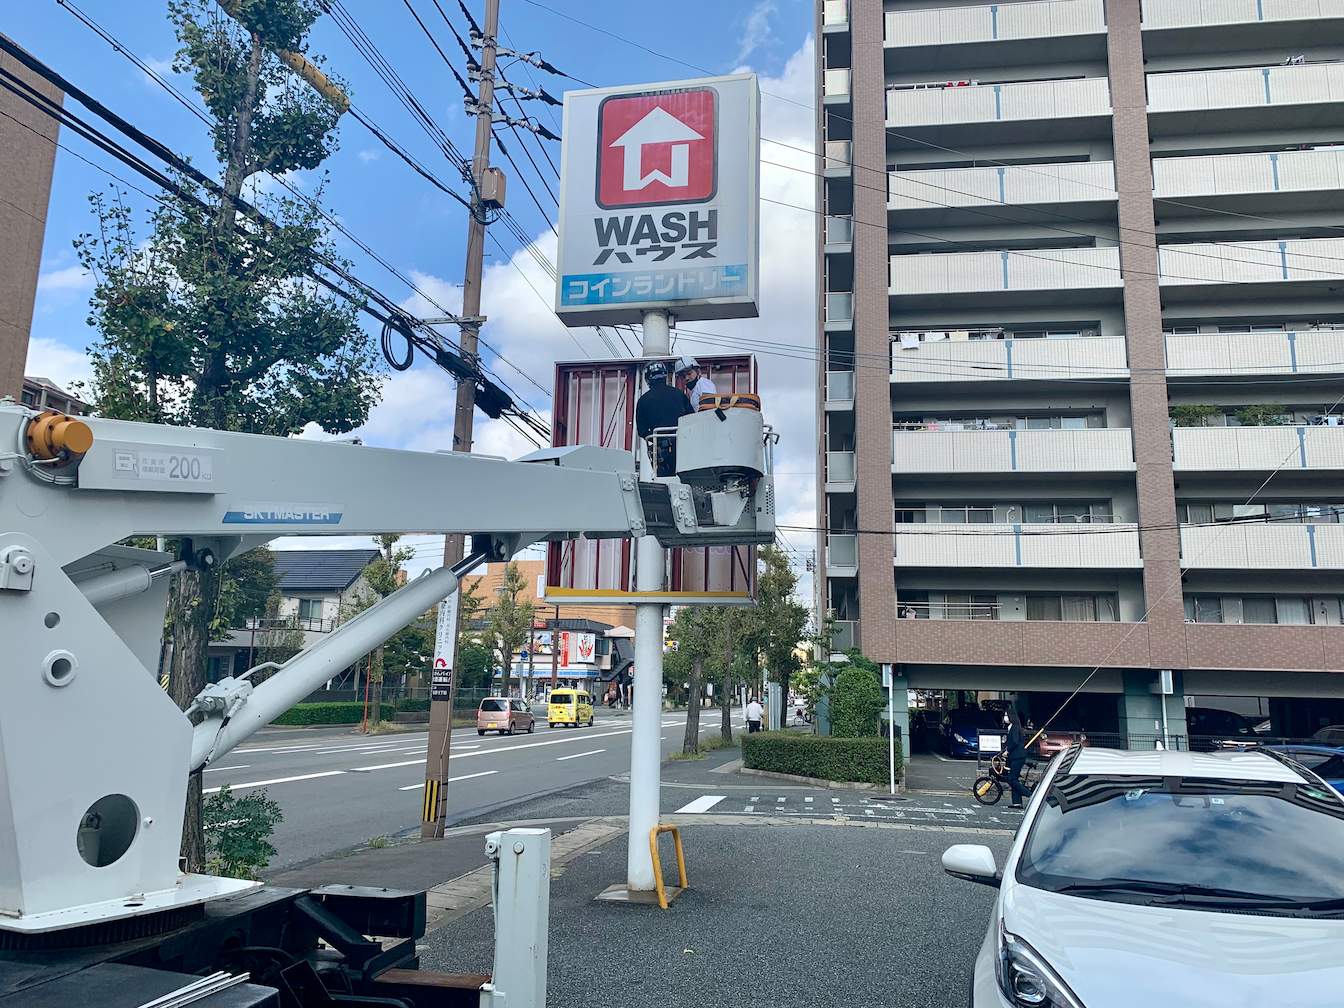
[[737, 766, 906, 792]]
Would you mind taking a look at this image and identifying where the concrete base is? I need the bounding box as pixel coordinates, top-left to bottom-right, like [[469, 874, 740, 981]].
[[593, 883, 685, 907], [738, 766, 903, 791]]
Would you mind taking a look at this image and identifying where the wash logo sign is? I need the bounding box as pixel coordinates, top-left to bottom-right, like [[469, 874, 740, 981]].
[[556, 73, 759, 325], [596, 90, 716, 208]]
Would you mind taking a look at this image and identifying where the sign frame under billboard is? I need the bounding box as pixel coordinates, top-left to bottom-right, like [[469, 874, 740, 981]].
[[554, 73, 760, 326], [542, 354, 758, 607]]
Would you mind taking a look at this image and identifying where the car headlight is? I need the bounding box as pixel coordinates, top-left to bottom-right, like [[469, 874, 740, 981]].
[[996, 921, 1085, 1008], [954, 732, 971, 745]]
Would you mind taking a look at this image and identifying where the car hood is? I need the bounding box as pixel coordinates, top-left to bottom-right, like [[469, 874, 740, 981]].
[[1004, 882, 1344, 1007]]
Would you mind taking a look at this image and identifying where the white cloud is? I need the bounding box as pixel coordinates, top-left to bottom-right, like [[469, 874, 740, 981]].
[[24, 336, 93, 388], [735, 0, 779, 65], [357, 148, 383, 163], [37, 264, 92, 294]]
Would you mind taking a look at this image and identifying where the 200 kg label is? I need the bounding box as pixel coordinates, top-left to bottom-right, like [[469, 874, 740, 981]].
[[140, 451, 213, 482]]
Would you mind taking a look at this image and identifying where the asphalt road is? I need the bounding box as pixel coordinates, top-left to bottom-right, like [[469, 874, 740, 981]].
[[210, 710, 714, 870]]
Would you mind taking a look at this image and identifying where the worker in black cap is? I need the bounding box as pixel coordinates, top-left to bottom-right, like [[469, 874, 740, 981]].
[[635, 360, 693, 477]]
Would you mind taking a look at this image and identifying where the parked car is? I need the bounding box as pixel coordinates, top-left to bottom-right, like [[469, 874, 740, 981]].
[[943, 707, 1005, 758], [944, 747, 1344, 1007], [476, 697, 535, 736], [1185, 706, 1256, 750], [547, 689, 594, 728], [1267, 744, 1344, 796], [1313, 725, 1344, 746], [1035, 725, 1088, 759]]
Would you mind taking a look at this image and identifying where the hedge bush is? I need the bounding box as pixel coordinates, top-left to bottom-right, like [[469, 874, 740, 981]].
[[741, 731, 900, 786], [395, 697, 431, 713], [274, 701, 395, 726], [830, 659, 885, 738]]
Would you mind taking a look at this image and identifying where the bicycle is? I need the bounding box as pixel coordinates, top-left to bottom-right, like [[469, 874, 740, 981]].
[[972, 752, 1040, 806]]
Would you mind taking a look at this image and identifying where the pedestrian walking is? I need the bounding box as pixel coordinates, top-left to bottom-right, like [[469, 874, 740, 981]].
[[1004, 707, 1031, 809], [746, 695, 764, 734]]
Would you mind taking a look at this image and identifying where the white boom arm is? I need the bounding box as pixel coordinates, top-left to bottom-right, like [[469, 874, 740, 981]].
[[0, 403, 774, 933]]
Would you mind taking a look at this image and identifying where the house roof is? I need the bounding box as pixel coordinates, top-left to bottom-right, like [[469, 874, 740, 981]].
[[271, 549, 380, 593]]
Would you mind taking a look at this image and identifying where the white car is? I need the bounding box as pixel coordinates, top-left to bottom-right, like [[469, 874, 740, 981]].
[[944, 747, 1344, 1007]]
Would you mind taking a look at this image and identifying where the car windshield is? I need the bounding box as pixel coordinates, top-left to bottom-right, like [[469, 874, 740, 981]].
[[1018, 773, 1344, 907], [552, 694, 574, 703], [480, 699, 507, 712]]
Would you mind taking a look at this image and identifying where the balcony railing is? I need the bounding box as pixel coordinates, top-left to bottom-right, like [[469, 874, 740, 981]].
[[1172, 425, 1344, 471], [891, 247, 1122, 296], [1152, 148, 1344, 199], [826, 533, 858, 572], [891, 335, 1127, 383], [239, 615, 335, 634], [1180, 523, 1344, 569], [895, 523, 1141, 568], [1148, 62, 1344, 114], [885, 0, 1105, 47], [1142, 0, 1344, 30], [887, 77, 1110, 127], [823, 139, 852, 175], [825, 369, 855, 405], [889, 160, 1115, 211], [823, 68, 851, 101], [1165, 331, 1344, 377], [822, 0, 848, 29], [824, 214, 854, 246], [1158, 238, 1344, 287], [826, 449, 856, 485], [892, 427, 1136, 473], [825, 290, 854, 324]]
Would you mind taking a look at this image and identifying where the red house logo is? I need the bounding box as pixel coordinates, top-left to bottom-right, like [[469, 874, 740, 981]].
[[596, 87, 717, 209]]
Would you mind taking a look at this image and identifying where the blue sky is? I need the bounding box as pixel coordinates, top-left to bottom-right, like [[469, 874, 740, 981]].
[[10, 0, 819, 588]]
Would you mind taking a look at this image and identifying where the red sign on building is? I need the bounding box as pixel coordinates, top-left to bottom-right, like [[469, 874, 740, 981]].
[[596, 88, 717, 209]]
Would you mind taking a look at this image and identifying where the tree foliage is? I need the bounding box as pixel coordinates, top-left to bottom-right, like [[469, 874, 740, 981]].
[[202, 784, 283, 879], [487, 562, 535, 697], [74, 0, 378, 873], [829, 653, 885, 738], [211, 547, 278, 640]]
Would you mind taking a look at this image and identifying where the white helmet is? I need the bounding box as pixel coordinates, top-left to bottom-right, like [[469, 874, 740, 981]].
[[675, 356, 700, 374]]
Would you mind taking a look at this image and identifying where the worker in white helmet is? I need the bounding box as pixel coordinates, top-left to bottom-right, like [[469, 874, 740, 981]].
[[676, 357, 717, 409]]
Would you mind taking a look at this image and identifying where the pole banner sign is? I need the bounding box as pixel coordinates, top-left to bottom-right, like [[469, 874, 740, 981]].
[[430, 590, 460, 701], [555, 73, 760, 324]]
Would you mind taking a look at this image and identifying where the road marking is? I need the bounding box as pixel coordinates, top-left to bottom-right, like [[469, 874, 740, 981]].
[[453, 726, 637, 760], [205, 770, 345, 794], [399, 770, 498, 791], [348, 758, 424, 772], [744, 805, 755, 812], [556, 749, 606, 762], [776, 796, 786, 804], [203, 765, 249, 773], [831, 797, 841, 804], [675, 795, 727, 814], [804, 796, 814, 803]]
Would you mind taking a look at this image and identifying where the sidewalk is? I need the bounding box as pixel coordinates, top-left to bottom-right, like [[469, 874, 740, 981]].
[[271, 740, 1014, 1007]]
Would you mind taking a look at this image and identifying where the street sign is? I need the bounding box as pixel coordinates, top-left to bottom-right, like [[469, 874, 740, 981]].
[[430, 591, 460, 701], [555, 73, 760, 325]]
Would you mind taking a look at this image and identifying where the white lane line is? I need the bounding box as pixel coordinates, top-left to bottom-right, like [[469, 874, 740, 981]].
[[776, 796, 786, 804], [205, 770, 344, 794], [675, 794, 726, 814], [556, 749, 606, 762], [204, 765, 249, 773], [744, 805, 755, 813], [451, 726, 636, 760], [804, 796, 814, 803], [348, 758, 424, 772], [399, 770, 498, 791]]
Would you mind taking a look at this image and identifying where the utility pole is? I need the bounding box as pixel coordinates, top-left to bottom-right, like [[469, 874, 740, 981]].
[[423, 0, 500, 840]]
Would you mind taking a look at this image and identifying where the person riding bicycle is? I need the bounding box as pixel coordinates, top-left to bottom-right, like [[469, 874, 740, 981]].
[[1003, 707, 1031, 809]]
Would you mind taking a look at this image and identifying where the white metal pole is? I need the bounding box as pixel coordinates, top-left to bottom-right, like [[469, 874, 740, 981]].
[[627, 308, 670, 892], [887, 670, 897, 796]]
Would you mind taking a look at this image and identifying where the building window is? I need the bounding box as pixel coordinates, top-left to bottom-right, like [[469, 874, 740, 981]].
[[298, 598, 323, 624], [1186, 596, 1224, 624]]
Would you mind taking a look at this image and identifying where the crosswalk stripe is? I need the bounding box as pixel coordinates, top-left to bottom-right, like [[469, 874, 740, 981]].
[[675, 794, 727, 814]]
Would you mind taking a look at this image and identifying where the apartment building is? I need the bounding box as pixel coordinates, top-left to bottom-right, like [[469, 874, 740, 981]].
[[816, 0, 1344, 745]]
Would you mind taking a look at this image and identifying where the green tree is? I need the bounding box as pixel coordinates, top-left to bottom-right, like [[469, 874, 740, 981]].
[[76, 0, 381, 871], [211, 546, 278, 640], [830, 653, 885, 738], [487, 562, 535, 698], [666, 607, 721, 754], [202, 784, 283, 880], [349, 534, 413, 728], [458, 641, 495, 692], [741, 546, 809, 729]]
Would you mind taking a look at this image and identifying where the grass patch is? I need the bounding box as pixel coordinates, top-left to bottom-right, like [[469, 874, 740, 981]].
[[669, 750, 706, 761]]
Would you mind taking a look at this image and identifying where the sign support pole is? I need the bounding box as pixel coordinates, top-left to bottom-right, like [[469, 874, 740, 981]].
[[626, 308, 670, 892]]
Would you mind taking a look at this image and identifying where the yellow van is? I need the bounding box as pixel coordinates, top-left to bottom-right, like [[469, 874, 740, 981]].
[[547, 689, 594, 728]]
